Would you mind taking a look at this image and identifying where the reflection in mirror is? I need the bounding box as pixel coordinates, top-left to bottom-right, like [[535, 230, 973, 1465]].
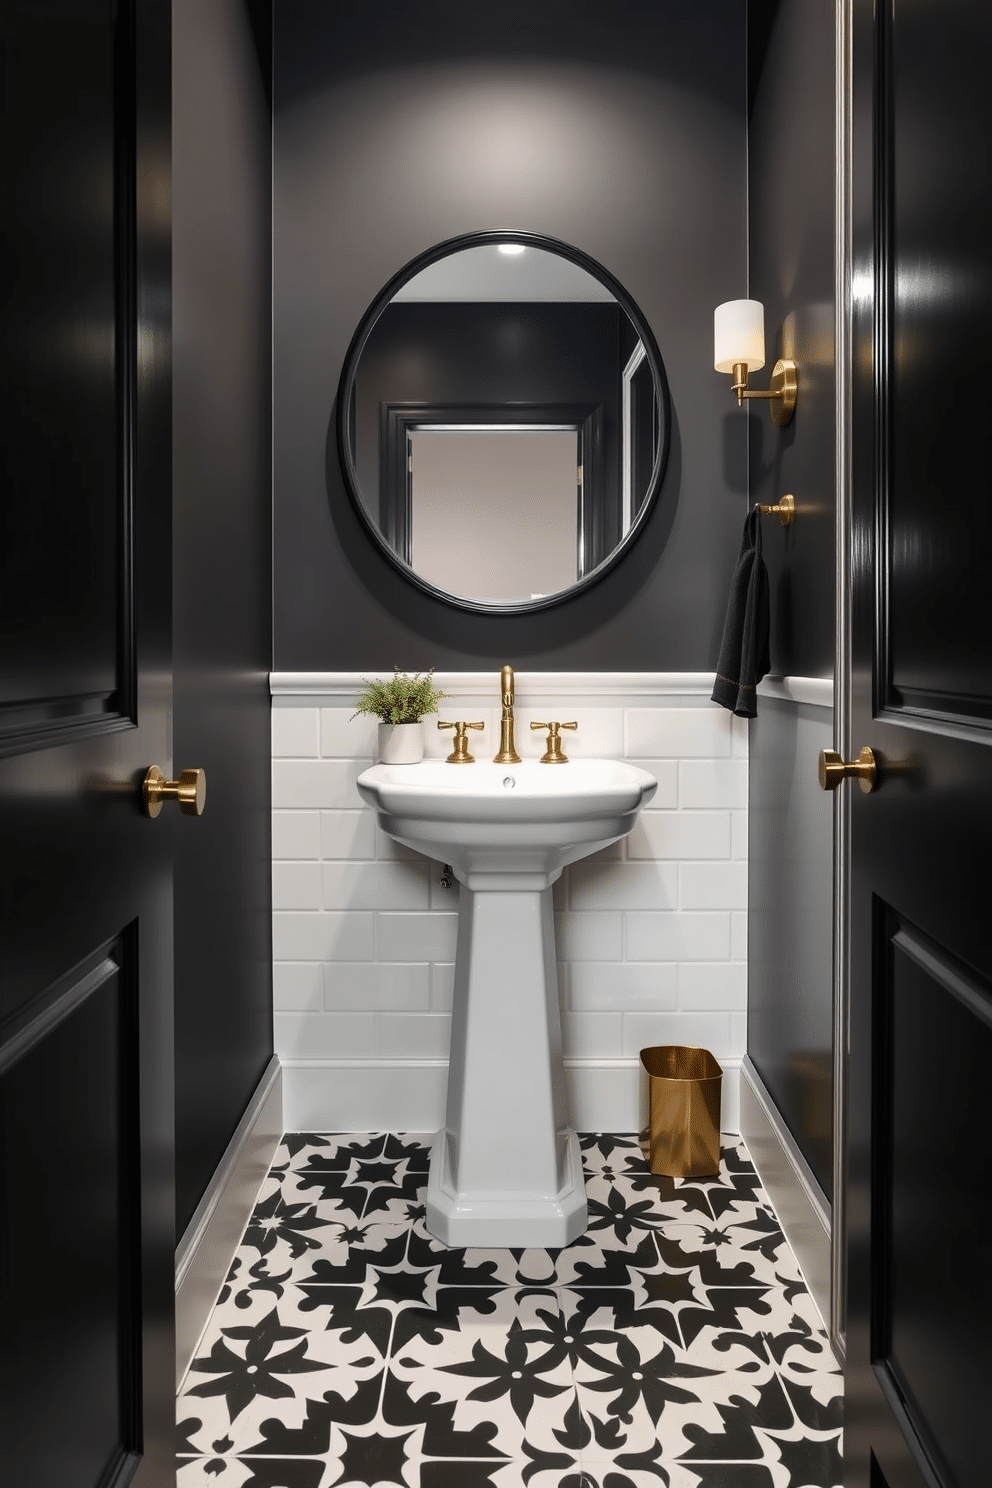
[[337, 233, 670, 613], [410, 428, 580, 601]]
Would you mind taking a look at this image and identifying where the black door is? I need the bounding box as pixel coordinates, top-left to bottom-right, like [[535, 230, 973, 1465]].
[[844, 3, 992, 1485], [0, 5, 176, 1484]]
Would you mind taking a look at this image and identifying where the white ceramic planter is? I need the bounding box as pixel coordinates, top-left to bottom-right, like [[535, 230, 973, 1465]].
[[377, 721, 424, 764]]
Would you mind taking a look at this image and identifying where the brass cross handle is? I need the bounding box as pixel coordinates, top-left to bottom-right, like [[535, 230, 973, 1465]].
[[531, 720, 578, 764], [438, 720, 484, 763], [818, 746, 877, 794], [143, 765, 207, 818]]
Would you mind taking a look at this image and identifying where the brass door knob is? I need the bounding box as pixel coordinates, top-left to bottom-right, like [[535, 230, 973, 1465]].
[[818, 747, 877, 794], [143, 765, 207, 818]]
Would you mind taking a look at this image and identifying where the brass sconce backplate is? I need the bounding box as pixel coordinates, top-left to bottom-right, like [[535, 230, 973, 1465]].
[[768, 359, 798, 425], [730, 357, 797, 425]]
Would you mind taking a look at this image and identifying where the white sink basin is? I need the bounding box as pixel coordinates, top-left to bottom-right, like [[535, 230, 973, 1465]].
[[356, 756, 658, 1248], [356, 758, 657, 883]]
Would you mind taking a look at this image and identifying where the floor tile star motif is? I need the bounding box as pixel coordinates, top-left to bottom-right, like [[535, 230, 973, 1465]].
[[177, 1132, 843, 1488]]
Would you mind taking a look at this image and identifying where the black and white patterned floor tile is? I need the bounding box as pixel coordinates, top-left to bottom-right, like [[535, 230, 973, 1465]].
[[177, 1132, 842, 1488]]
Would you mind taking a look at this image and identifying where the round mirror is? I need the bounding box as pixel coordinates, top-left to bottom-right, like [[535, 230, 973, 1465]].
[[337, 230, 671, 613]]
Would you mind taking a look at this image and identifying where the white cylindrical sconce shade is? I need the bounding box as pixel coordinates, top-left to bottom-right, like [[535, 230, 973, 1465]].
[[714, 299, 765, 373]]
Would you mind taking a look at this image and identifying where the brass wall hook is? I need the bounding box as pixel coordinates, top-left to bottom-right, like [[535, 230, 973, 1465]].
[[755, 493, 795, 527]]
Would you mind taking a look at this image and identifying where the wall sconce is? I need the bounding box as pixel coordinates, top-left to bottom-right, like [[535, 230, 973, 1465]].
[[714, 299, 797, 425]]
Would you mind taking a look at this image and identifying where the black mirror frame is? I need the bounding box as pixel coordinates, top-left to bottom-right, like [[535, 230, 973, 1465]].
[[335, 228, 672, 614]]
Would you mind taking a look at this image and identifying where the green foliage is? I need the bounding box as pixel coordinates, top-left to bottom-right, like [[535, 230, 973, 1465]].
[[352, 668, 448, 725]]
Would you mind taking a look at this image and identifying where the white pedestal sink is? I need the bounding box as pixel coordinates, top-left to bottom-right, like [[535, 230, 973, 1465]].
[[356, 757, 658, 1248]]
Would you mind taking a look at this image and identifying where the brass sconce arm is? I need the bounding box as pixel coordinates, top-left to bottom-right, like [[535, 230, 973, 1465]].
[[731, 359, 798, 426]]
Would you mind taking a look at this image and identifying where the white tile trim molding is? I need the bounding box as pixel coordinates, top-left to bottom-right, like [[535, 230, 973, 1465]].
[[271, 671, 718, 703], [271, 671, 748, 1136], [756, 674, 834, 709]]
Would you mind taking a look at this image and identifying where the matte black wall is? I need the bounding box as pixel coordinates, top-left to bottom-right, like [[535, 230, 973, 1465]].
[[747, 0, 836, 679], [749, 700, 835, 1197], [272, 0, 748, 670], [746, 0, 836, 1199], [172, 0, 274, 1240]]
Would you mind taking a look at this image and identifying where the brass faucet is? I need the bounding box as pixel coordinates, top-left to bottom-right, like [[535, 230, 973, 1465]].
[[493, 664, 521, 763]]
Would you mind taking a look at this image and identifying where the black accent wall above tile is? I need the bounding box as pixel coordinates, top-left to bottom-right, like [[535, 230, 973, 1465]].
[[173, 0, 274, 1241], [746, 0, 837, 1202], [272, 1, 748, 670], [748, 0, 836, 681]]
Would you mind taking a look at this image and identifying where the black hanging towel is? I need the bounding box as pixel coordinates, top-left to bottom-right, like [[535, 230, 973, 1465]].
[[711, 506, 770, 719]]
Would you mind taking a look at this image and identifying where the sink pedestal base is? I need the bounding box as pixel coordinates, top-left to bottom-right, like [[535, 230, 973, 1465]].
[[426, 1126, 586, 1249], [357, 755, 658, 1247], [425, 876, 587, 1249]]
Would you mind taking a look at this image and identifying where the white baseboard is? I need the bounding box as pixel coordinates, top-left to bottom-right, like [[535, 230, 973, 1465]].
[[567, 1058, 741, 1135], [281, 1059, 449, 1134], [740, 1057, 831, 1328], [175, 1056, 283, 1389], [280, 1057, 741, 1137]]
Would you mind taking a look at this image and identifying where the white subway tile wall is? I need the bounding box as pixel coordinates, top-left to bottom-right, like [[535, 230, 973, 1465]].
[[271, 676, 747, 1131]]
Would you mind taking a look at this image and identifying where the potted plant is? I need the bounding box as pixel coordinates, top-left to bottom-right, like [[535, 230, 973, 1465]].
[[352, 667, 447, 763]]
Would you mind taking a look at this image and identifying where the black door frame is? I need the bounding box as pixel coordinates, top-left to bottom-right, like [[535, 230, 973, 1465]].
[[379, 399, 606, 578]]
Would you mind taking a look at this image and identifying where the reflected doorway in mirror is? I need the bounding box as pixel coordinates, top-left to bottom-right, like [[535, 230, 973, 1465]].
[[409, 426, 579, 602]]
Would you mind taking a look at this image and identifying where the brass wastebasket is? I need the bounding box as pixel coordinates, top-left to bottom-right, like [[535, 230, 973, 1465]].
[[640, 1045, 722, 1177]]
